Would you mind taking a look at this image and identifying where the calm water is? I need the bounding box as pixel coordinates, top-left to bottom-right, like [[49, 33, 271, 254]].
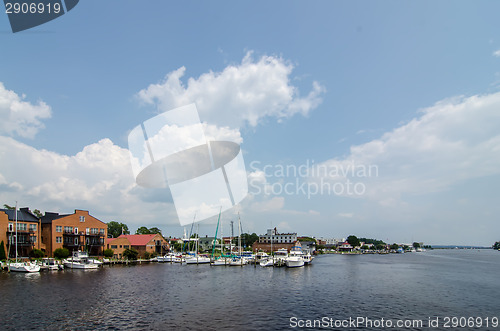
[[0, 250, 499, 330]]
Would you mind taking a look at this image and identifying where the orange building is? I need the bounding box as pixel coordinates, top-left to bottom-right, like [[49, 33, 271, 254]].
[[105, 236, 132, 259], [106, 234, 169, 259], [41, 209, 107, 257], [0, 208, 41, 258]]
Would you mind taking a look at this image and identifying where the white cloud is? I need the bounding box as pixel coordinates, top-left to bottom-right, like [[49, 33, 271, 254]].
[[493, 49, 500, 57], [338, 213, 353, 218], [0, 136, 178, 226], [315, 92, 500, 203], [137, 52, 325, 130], [0, 82, 51, 139]]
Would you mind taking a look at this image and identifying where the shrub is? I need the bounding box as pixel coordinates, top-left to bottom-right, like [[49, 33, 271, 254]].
[[53, 248, 70, 259], [123, 248, 138, 260], [103, 249, 114, 258], [31, 249, 45, 258], [0, 241, 6, 260]]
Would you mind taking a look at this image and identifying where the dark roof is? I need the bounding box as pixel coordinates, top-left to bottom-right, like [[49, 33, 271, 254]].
[[41, 212, 70, 224], [0, 208, 39, 223]]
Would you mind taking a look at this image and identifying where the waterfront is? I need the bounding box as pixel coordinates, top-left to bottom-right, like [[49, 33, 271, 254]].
[[0, 249, 499, 330]]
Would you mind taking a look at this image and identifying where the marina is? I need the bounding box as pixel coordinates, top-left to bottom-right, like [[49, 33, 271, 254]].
[[1, 249, 498, 330]]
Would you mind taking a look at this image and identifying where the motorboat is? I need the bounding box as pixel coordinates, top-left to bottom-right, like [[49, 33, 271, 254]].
[[302, 251, 314, 265], [39, 258, 63, 271], [286, 245, 305, 268], [259, 258, 274, 267], [63, 251, 99, 269]]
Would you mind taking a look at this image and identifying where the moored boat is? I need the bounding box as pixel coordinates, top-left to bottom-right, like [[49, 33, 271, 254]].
[[9, 261, 41, 273], [64, 251, 99, 269]]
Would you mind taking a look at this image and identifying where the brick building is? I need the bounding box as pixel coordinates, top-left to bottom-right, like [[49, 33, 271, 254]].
[[107, 234, 169, 259], [41, 209, 107, 257], [0, 208, 41, 258]]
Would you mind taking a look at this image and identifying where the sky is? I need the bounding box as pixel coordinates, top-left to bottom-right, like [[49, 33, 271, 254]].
[[1, 1, 500, 246]]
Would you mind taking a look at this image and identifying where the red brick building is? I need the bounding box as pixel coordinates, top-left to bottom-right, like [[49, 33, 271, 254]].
[[41, 209, 107, 257]]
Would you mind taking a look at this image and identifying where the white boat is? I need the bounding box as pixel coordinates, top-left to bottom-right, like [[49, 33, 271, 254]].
[[158, 253, 176, 262], [302, 251, 314, 265], [8, 203, 40, 273], [286, 244, 305, 268], [9, 261, 41, 273], [274, 248, 289, 266], [259, 258, 274, 267], [229, 257, 246, 266], [64, 251, 99, 269], [39, 258, 63, 271], [185, 255, 211, 264], [211, 257, 229, 266]]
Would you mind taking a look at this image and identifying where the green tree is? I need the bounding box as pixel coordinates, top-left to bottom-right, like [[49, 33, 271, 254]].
[[148, 227, 162, 235], [359, 238, 386, 246], [31, 249, 45, 258], [390, 243, 399, 250], [53, 248, 70, 259], [173, 242, 183, 252], [0, 241, 6, 260], [103, 249, 114, 258], [123, 248, 138, 260], [33, 209, 43, 218], [136, 226, 151, 235], [346, 235, 360, 248], [376, 244, 386, 251], [413, 242, 421, 248], [241, 233, 259, 247], [3, 204, 15, 210], [107, 221, 130, 238], [493, 241, 500, 250]]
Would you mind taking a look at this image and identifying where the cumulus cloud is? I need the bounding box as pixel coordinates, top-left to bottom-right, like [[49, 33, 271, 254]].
[[314, 92, 500, 203], [0, 136, 178, 225], [493, 49, 500, 57], [137, 52, 325, 129], [0, 82, 51, 139]]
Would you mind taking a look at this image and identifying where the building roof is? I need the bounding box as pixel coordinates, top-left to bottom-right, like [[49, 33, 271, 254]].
[[41, 212, 70, 224], [117, 234, 160, 246], [0, 208, 39, 223]]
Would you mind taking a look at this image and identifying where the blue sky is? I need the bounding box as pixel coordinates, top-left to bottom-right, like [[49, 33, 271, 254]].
[[1, 1, 500, 245]]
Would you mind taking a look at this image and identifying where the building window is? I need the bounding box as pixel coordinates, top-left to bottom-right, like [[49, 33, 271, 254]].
[[64, 226, 73, 233], [56, 236, 62, 243], [74, 238, 78, 245], [124, 245, 129, 249], [79, 216, 85, 222], [100, 238, 104, 245], [29, 224, 37, 231], [119, 245, 122, 248], [56, 226, 62, 232], [91, 228, 98, 234], [16, 223, 27, 231], [8, 223, 13, 231], [111, 245, 117, 249], [31, 236, 37, 243], [99, 228, 105, 235]]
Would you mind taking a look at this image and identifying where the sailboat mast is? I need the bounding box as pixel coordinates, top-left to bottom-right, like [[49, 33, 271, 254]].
[[15, 201, 18, 261], [238, 213, 241, 256]]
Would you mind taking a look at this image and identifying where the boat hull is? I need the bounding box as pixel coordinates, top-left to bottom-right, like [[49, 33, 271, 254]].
[[9, 262, 40, 273]]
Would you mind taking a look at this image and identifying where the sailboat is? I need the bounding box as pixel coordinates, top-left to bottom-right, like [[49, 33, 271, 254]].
[[8, 202, 40, 273], [211, 208, 229, 266], [185, 223, 210, 264], [229, 213, 245, 266]]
